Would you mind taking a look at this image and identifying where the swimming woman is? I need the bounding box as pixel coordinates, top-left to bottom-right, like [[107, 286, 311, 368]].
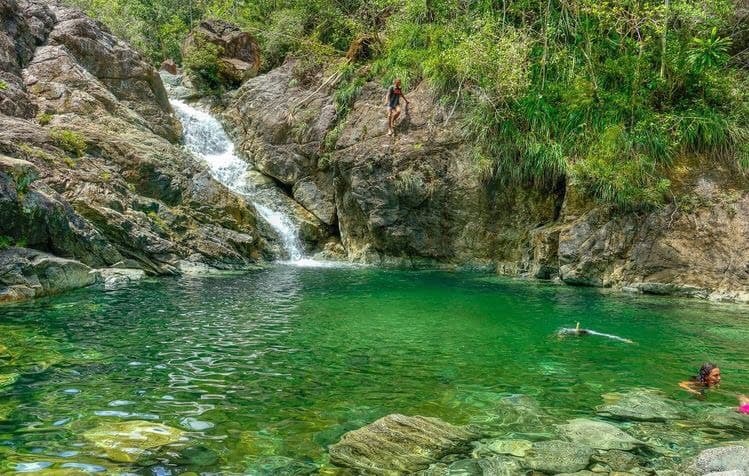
[[679, 362, 721, 395]]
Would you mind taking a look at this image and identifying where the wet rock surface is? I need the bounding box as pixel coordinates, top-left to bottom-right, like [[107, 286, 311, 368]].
[[223, 57, 749, 300], [522, 440, 594, 473], [557, 418, 643, 450], [597, 389, 682, 422], [0, 247, 96, 302], [82, 420, 185, 463], [0, 0, 268, 302], [328, 414, 477, 474]]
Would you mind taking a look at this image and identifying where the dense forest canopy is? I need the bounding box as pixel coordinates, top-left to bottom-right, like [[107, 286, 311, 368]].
[[68, 0, 749, 208]]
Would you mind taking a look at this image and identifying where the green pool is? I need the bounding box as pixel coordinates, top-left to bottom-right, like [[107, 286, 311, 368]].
[[1, 266, 747, 473]]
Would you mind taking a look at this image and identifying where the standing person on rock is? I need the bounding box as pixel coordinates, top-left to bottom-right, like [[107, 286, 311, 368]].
[[385, 78, 410, 136]]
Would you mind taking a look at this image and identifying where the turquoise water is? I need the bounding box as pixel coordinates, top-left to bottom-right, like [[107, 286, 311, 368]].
[[0, 266, 748, 473]]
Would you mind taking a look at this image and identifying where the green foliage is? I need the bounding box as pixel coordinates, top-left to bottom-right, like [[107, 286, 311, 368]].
[[37, 113, 53, 126], [687, 28, 732, 73], [0, 235, 28, 250], [65, 0, 749, 207], [182, 33, 222, 93], [50, 128, 86, 157], [0, 80, 7, 91]]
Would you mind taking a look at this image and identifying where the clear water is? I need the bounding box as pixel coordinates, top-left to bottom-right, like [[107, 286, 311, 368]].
[[1, 268, 748, 473], [170, 100, 305, 261]]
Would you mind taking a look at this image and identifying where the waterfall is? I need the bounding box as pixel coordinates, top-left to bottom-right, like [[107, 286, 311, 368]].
[[170, 99, 304, 262]]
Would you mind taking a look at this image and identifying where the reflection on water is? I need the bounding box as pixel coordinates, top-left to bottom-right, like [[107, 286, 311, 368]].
[[0, 267, 747, 473]]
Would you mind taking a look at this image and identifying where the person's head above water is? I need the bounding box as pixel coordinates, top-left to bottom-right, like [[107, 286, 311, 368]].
[[696, 362, 721, 387]]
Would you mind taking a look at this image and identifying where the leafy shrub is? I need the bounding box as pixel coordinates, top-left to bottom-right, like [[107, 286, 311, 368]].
[[0, 236, 11, 250], [0, 80, 7, 91], [37, 113, 53, 126], [183, 34, 223, 93], [50, 129, 86, 157], [262, 9, 306, 67]]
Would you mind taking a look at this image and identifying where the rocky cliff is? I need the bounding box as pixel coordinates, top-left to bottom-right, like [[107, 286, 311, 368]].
[[224, 60, 749, 303], [0, 0, 267, 302]]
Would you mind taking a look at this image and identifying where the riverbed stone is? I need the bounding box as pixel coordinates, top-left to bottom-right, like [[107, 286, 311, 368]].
[[557, 418, 642, 450], [99, 267, 145, 291], [471, 438, 532, 458], [522, 440, 594, 474], [328, 414, 477, 474], [416, 456, 524, 476], [597, 389, 681, 422], [82, 420, 185, 463], [689, 446, 749, 474]]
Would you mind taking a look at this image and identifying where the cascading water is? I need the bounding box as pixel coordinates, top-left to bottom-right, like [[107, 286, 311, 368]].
[[170, 99, 304, 261]]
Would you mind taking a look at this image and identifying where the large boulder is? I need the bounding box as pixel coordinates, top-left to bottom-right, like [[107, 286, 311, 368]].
[[328, 414, 477, 474], [182, 19, 260, 86], [0, 247, 96, 302]]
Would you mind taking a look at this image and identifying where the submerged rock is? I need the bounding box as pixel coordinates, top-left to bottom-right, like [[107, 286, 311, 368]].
[[328, 414, 477, 474], [597, 389, 682, 422], [471, 438, 532, 458], [82, 420, 185, 463], [689, 446, 749, 475], [522, 440, 594, 474], [416, 456, 524, 476], [557, 418, 642, 450], [0, 372, 20, 389]]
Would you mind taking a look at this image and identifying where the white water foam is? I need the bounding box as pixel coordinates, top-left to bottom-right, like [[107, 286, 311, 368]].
[[170, 99, 304, 261]]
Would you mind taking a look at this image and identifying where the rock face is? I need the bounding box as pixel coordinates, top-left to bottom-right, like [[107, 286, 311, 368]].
[[0, 0, 268, 302], [328, 414, 477, 474], [182, 20, 260, 85], [0, 247, 96, 302], [225, 59, 749, 300]]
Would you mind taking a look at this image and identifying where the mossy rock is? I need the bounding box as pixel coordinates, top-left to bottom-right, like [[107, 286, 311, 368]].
[[82, 420, 185, 463]]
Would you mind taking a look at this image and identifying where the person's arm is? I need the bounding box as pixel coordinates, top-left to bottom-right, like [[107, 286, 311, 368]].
[[739, 394, 749, 405], [401, 92, 410, 105], [679, 380, 701, 395]]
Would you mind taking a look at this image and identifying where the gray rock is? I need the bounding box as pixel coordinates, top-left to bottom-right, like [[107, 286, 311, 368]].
[[522, 440, 594, 474], [99, 267, 145, 291], [182, 19, 260, 86], [328, 414, 477, 474], [597, 389, 681, 422], [557, 418, 642, 450], [690, 446, 749, 475], [0, 247, 96, 302]]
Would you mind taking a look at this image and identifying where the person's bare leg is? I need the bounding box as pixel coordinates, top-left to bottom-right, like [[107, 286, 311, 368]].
[[387, 109, 394, 135], [392, 107, 401, 133]]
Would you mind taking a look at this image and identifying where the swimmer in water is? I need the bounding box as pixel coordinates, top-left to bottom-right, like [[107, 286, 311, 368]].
[[557, 322, 633, 343], [679, 362, 721, 396]]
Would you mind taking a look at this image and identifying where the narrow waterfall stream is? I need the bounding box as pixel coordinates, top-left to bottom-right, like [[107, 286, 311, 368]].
[[170, 99, 305, 261]]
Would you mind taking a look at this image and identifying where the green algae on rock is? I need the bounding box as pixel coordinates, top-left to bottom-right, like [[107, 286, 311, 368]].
[[82, 420, 185, 463], [328, 414, 477, 474]]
